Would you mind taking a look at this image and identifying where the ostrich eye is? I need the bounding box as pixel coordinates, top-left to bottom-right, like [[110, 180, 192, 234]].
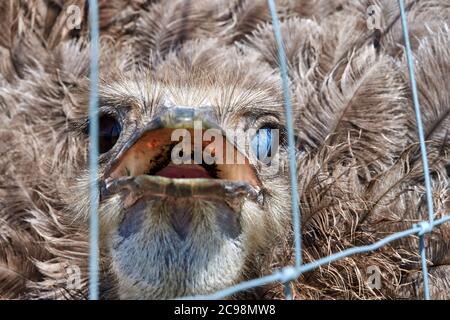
[[251, 128, 273, 161], [98, 115, 121, 154]]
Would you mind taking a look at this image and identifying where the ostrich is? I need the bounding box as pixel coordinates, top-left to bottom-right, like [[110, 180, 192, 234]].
[[0, 0, 449, 299]]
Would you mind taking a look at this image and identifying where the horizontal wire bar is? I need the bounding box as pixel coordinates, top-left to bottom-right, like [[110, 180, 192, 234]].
[[181, 215, 450, 300]]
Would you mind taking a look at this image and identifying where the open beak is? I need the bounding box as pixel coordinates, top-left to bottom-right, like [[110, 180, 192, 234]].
[[102, 106, 261, 208]]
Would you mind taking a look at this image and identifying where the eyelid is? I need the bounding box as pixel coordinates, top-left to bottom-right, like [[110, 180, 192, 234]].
[[79, 107, 122, 134], [257, 121, 287, 148], [257, 113, 280, 127]]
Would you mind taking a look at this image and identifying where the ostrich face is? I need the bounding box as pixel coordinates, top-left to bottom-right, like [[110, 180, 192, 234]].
[[71, 69, 293, 299]]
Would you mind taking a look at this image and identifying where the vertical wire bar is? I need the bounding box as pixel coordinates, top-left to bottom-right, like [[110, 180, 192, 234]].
[[88, 0, 100, 300], [268, 0, 302, 299], [398, 0, 435, 225], [284, 281, 293, 300], [419, 235, 430, 300], [397, 0, 433, 300], [267, 0, 302, 269]]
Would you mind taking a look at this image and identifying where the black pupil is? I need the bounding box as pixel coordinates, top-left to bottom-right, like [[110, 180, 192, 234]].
[[99, 116, 121, 153]]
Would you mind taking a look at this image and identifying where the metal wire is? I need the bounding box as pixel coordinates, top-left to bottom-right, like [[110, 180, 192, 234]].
[[267, 0, 302, 270], [88, 0, 100, 301], [86, 0, 449, 301], [267, 0, 302, 297], [398, 0, 435, 225], [398, 0, 434, 299]]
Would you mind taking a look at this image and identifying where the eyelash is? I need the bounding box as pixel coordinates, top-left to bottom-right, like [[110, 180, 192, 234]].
[[255, 121, 287, 147]]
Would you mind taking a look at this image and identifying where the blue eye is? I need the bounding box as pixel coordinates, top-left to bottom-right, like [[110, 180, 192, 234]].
[[251, 128, 273, 161]]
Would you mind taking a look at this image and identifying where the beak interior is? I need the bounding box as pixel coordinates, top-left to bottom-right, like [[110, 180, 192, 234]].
[[108, 128, 259, 187]]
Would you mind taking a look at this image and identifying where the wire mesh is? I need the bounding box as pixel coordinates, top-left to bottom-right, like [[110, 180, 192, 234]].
[[86, 0, 450, 300], [87, 0, 100, 301]]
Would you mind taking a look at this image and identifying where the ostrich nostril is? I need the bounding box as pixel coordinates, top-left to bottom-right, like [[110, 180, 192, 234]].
[[118, 201, 145, 238]]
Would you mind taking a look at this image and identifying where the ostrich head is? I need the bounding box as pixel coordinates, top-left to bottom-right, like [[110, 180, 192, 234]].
[[67, 45, 293, 299]]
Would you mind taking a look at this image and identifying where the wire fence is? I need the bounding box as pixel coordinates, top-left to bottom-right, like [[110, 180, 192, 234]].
[[86, 0, 450, 300], [87, 0, 100, 301]]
